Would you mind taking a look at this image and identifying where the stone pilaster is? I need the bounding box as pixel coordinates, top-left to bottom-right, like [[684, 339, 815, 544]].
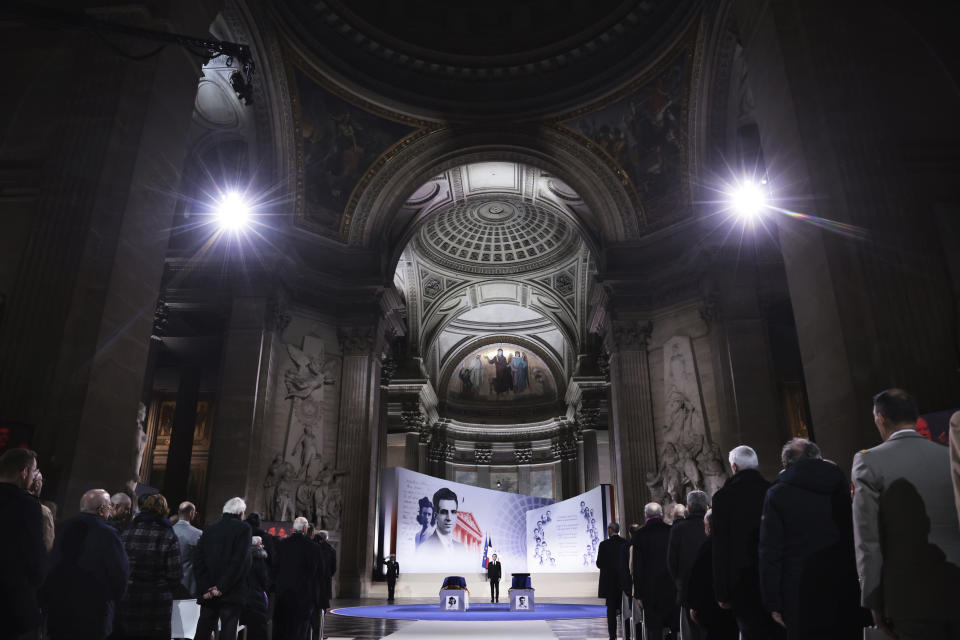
[[334, 323, 382, 597], [603, 319, 656, 526], [204, 297, 269, 523]]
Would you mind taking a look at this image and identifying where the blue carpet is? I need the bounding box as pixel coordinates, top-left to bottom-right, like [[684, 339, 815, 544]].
[[330, 602, 606, 622]]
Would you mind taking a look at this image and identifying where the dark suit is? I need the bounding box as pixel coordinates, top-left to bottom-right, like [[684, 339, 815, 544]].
[[669, 508, 708, 640], [712, 468, 783, 639], [383, 559, 399, 601], [43, 513, 130, 640], [486, 560, 501, 602], [596, 534, 630, 640], [415, 530, 465, 555], [274, 533, 326, 640], [632, 517, 678, 639], [193, 513, 252, 640], [760, 458, 863, 639], [0, 482, 45, 638], [316, 540, 337, 610]]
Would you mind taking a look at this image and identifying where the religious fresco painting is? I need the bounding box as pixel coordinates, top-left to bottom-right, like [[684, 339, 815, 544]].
[[446, 344, 557, 405], [564, 53, 687, 208], [293, 67, 416, 234]]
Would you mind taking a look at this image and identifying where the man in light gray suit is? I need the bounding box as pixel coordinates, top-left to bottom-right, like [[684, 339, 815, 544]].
[[853, 389, 960, 640], [173, 501, 203, 598]]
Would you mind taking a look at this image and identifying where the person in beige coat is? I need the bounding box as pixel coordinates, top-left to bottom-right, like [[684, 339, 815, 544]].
[[950, 411, 960, 530], [852, 389, 960, 640]]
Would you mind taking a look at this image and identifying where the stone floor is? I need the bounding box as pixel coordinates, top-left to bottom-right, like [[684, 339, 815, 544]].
[[323, 597, 612, 639]]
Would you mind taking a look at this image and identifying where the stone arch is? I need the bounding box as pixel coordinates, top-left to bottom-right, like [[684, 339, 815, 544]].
[[345, 126, 645, 260]]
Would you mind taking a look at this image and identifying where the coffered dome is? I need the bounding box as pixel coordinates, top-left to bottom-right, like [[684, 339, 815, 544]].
[[414, 198, 577, 275]]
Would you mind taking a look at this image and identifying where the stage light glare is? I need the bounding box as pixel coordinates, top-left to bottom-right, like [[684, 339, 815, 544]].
[[730, 182, 767, 221], [215, 191, 251, 231]]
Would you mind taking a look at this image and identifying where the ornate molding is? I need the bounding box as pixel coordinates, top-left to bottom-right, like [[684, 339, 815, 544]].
[[150, 296, 169, 342], [337, 325, 377, 355], [474, 445, 493, 464], [606, 319, 653, 353], [514, 444, 533, 464]]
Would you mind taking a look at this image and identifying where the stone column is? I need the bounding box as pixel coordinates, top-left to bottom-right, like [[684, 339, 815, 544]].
[[334, 324, 383, 598], [163, 365, 202, 507], [516, 466, 531, 495], [0, 2, 225, 513], [730, 1, 960, 470], [204, 297, 268, 522], [604, 320, 657, 526], [582, 429, 600, 491]]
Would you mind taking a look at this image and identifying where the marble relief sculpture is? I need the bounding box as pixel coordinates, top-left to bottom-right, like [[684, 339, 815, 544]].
[[128, 402, 148, 493], [646, 336, 727, 510]]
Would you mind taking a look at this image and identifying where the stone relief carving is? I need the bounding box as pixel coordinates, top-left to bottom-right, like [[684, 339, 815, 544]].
[[262, 452, 348, 529], [645, 336, 727, 508]]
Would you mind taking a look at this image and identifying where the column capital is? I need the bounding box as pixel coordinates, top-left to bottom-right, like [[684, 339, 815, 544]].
[[337, 325, 378, 355], [603, 319, 653, 353]]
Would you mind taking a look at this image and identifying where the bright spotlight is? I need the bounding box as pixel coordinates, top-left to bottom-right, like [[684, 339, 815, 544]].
[[730, 181, 768, 221], [215, 191, 252, 231]]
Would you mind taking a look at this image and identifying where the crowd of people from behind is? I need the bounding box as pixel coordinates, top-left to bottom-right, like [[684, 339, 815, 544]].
[[597, 388, 960, 640], [0, 450, 337, 640]]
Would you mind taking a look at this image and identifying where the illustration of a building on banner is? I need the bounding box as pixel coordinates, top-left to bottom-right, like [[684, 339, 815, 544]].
[[456, 511, 483, 552]]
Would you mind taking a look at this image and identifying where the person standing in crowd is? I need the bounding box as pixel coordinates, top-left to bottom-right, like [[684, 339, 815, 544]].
[[486, 553, 502, 603], [687, 509, 738, 640], [27, 469, 54, 554], [173, 501, 203, 598], [274, 516, 326, 640], [0, 448, 45, 639], [712, 445, 784, 639], [110, 492, 134, 532], [312, 530, 337, 640], [241, 535, 271, 640], [759, 438, 863, 639], [632, 502, 678, 640], [193, 497, 252, 640], [113, 493, 181, 640], [44, 489, 129, 640], [668, 490, 710, 640], [596, 521, 630, 640], [246, 512, 277, 567], [852, 389, 960, 639], [383, 554, 400, 602]]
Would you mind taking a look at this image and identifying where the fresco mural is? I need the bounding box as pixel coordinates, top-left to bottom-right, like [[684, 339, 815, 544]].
[[446, 343, 557, 405], [564, 53, 687, 208], [293, 67, 415, 234]]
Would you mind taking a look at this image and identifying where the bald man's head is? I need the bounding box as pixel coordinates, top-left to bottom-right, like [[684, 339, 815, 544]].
[[81, 489, 112, 519]]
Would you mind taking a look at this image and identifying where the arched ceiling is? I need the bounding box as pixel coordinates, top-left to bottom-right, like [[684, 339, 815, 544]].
[[394, 162, 595, 420], [273, 0, 699, 118]]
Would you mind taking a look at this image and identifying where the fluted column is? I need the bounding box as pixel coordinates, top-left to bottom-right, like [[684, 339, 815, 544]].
[[335, 324, 383, 597], [604, 320, 656, 525]]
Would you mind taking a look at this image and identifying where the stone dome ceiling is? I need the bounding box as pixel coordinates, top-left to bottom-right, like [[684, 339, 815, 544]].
[[414, 198, 578, 275], [273, 0, 698, 117]]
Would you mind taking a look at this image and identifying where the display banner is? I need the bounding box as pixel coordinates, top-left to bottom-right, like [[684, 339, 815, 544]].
[[381, 467, 611, 575], [391, 467, 552, 573], [525, 485, 605, 572]]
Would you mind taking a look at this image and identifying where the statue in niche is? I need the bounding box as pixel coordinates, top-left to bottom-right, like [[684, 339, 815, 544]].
[[312, 463, 348, 529], [322, 474, 345, 531], [128, 402, 148, 494], [289, 426, 322, 479], [697, 441, 728, 497]]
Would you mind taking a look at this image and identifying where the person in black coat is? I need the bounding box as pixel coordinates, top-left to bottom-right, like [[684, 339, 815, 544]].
[[43, 489, 130, 640], [759, 439, 863, 639], [596, 522, 630, 640], [274, 517, 326, 640], [486, 553, 502, 603], [241, 536, 272, 640], [193, 497, 252, 640], [0, 448, 46, 639], [711, 445, 784, 640], [311, 530, 337, 640], [632, 503, 678, 640], [668, 490, 710, 640], [687, 509, 739, 640], [383, 555, 400, 602]]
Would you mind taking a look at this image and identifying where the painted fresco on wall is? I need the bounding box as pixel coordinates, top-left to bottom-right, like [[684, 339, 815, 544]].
[[564, 53, 687, 207], [294, 67, 415, 234], [446, 343, 557, 405]]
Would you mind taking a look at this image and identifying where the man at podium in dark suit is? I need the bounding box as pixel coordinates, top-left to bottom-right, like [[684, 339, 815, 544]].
[[416, 488, 465, 557], [487, 553, 502, 602]]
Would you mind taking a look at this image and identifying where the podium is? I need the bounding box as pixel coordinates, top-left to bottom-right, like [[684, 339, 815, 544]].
[[440, 576, 470, 611], [509, 573, 534, 611]]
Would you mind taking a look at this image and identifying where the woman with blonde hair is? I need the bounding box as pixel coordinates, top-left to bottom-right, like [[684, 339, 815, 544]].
[[113, 493, 181, 640]]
